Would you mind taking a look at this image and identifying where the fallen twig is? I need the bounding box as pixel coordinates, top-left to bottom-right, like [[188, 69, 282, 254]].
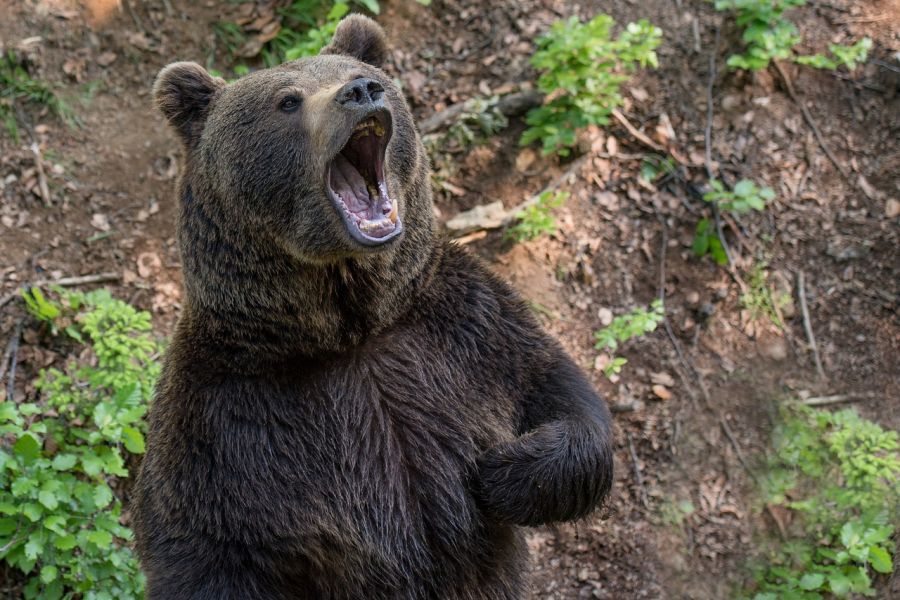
[[610, 402, 637, 414], [30, 142, 51, 206], [4, 319, 24, 401], [610, 108, 666, 153], [796, 270, 826, 380], [453, 230, 488, 245], [445, 152, 592, 235], [37, 272, 121, 287], [774, 61, 848, 179], [418, 90, 544, 135], [802, 393, 877, 407], [625, 431, 650, 509], [0, 318, 24, 386]]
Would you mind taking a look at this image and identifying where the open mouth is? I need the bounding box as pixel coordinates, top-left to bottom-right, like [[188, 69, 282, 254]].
[[326, 109, 402, 246]]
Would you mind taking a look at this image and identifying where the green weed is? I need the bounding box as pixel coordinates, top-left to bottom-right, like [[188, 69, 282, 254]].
[[0, 51, 74, 143], [593, 299, 665, 378], [1, 289, 161, 599], [694, 179, 774, 265], [749, 405, 899, 598], [714, 0, 872, 71], [740, 262, 790, 327], [506, 190, 569, 242]]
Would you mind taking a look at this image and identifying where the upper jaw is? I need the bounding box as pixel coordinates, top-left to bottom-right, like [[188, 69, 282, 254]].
[[326, 108, 403, 248]]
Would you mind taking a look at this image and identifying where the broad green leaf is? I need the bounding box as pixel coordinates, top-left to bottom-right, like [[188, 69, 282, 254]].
[[87, 529, 113, 548], [38, 489, 59, 511], [868, 545, 892, 574], [798, 573, 824, 590], [828, 571, 851, 595], [53, 534, 76, 550], [733, 179, 755, 197], [82, 452, 104, 477], [40, 564, 58, 584], [121, 426, 145, 454], [0, 517, 17, 535], [13, 433, 41, 462], [21, 503, 42, 522], [43, 515, 67, 535], [51, 453, 78, 471], [24, 536, 43, 560], [94, 484, 113, 509]]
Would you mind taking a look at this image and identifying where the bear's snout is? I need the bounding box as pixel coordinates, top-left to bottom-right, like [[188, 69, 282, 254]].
[[335, 77, 385, 111]]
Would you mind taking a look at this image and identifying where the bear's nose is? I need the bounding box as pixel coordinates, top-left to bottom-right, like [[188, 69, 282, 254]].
[[336, 78, 384, 108]]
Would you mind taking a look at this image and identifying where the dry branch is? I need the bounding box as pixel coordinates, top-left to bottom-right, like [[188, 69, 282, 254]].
[[30, 142, 51, 206], [626, 431, 650, 509], [802, 393, 877, 406], [796, 271, 826, 380], [774, 61, 848, 179]]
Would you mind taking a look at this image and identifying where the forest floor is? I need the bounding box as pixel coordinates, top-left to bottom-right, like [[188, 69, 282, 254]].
[[0, 0, 898, 598]]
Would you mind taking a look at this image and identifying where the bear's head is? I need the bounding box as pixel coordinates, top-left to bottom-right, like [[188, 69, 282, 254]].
[[153, 15, 431, 263]]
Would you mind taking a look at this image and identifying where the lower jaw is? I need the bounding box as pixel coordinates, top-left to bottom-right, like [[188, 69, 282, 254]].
[[328, 190, 403, 247]]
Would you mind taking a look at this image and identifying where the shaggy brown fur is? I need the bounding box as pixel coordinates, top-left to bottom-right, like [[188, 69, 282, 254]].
[[133, 15, 614, 599]]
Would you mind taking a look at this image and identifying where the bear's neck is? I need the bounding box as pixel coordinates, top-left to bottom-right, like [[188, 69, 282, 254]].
[[175, 185, 439, 369]]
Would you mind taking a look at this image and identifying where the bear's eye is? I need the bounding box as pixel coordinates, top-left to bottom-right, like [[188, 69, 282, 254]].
[[279, 95, 301, 113]]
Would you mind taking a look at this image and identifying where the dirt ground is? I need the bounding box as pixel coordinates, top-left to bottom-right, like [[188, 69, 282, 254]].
[[0, 0, 898, 598]]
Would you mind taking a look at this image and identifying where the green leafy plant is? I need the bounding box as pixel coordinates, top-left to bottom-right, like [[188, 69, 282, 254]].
[[655, 497, 696, 527], [424, 95, 511, 193], [0, 50, 74, 142], [694, 179, 774, 265], [264, 1, 349, 65], [1, 289, 162, 599], [795, 38, 872, 71], [506, 190, 569, 242], [740, 262, 790, 327], [262, 0, 389, 66], [714, 0, 872, 71], [445, 96, 509, 150], [640, 155, 678, 183], [522, 15, 661, 156], [212, 20, 248, 63], [593, 299, 665, 378], [749, 406, 899, 598]]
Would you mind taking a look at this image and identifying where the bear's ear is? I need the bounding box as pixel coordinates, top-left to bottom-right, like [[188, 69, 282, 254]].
[[320, 15, 389, 68], [153, 62, 225, 147]]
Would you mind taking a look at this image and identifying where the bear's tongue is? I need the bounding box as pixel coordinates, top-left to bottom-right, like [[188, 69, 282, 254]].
[[329, 153, 379, 218]]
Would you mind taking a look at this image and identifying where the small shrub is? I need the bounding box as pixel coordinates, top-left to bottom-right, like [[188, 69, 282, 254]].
[[0, 289, 161, 599], [0, 50, 74, 142], [749, 405, 899, 598], [522, 15, 661, 156], [694, 179, 774, 265], [714, 0, 872, 71], [506, 190, 569, 242], [593, 299, 665, 378]]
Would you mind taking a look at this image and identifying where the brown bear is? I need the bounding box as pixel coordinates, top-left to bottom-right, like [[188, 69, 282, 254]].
[[133, 15, 614, 600]]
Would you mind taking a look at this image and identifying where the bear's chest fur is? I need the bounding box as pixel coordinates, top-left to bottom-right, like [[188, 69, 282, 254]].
[[150, 323, 521, 591]]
